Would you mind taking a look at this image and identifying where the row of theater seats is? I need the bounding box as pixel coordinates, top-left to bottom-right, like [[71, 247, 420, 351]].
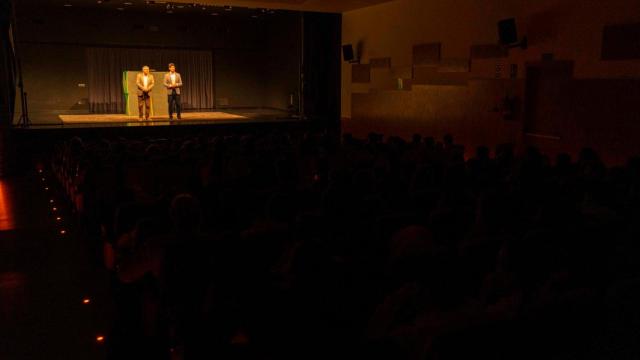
[[49, 132, 640, 359]]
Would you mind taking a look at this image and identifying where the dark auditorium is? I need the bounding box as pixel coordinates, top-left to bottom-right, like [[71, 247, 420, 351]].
[[2, 0, 640, 359]]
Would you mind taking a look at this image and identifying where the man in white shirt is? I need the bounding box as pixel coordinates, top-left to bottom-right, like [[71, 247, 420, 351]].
[[164, 63, 183, 120], [135, 66, 154, 121]]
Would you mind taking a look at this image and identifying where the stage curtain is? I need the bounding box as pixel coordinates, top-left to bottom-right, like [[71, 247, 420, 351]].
[[87, 47, 214, 114]]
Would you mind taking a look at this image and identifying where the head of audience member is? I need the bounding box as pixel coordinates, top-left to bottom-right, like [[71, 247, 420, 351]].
[[266, 192, 296, 224], [578, 147, 605, 180], [555, 153, 572, 168], [443, 133, 454, 148], [475, 146, 490, 161], [170, 193, 201, 236], [144, 143, 162, 161], [386, 225, 436, 289]]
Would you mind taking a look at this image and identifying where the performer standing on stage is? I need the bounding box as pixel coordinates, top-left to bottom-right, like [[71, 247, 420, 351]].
[[136, 66, 155, 121], [164, 63, 183, 120]]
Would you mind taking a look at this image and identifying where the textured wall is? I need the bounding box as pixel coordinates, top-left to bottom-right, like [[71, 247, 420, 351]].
[[342, 0, 640, 163]]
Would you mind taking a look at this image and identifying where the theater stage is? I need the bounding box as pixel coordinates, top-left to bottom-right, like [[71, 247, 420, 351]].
[[59, 111, 247, 124], [22, 108, 296, 129]]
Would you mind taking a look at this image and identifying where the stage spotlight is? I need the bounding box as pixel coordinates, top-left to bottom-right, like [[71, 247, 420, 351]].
[[82, 298, 91, 304], [56, 217, 62, 221], [96, 335, 105, 343], [52, 207, 57, 211], [45, 187, 49, 191], [60, 230, 66, 235]]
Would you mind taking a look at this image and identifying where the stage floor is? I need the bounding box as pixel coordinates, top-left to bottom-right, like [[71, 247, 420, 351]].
[[21, 108, 296, 129], [59, 112, 247, 124]]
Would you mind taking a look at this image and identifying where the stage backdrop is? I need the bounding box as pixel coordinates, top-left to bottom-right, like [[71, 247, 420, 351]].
[[87, 47, 214, 114]]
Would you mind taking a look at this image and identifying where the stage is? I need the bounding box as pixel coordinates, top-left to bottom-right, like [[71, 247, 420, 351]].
[[59, 112, 247, 124], [20, 108, 297, 129]]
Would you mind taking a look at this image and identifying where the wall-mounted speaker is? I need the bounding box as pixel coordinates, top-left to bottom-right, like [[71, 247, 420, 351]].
[[498, 18, 518, 45], [498, 18, 528, 49], [343, 44, 355, 62]]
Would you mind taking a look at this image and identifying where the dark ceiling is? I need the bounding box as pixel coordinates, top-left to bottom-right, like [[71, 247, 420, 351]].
[[15, 0, 273, 16], [14, 0, 396, 14]]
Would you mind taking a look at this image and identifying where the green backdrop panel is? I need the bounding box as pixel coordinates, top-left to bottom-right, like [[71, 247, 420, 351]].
[[123, 71, 169, 117]]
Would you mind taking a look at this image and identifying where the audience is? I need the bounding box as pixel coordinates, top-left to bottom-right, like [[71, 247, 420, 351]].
[[51, 131, 640, 359]]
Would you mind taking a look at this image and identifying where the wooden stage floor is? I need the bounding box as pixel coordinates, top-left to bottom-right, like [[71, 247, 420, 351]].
[[58, 111, 248, 124], [19, 109, 296, 129]]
